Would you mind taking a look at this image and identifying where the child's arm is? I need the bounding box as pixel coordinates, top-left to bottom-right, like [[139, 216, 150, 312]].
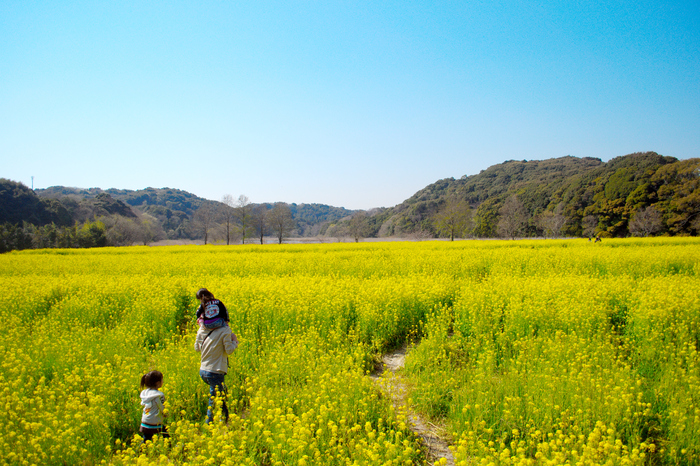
[[155, 393, 166, 423], [219, 301, 230, 322]]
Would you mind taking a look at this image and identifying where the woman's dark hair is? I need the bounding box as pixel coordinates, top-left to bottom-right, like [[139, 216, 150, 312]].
[[140, 370, 164, 389], [196, 288, 215, 303]]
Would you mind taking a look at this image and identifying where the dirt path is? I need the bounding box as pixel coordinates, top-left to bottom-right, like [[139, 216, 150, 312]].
[[370, 345, 455, 466]]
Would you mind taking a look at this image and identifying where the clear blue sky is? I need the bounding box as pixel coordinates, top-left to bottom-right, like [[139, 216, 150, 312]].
[[2, 1, 698, 210]]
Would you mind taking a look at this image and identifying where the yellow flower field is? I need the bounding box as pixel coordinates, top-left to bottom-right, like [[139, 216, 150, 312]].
[[0, 238, 698, 465]]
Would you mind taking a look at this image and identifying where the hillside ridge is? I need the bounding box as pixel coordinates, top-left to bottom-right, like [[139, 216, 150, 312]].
[[3, 151, 699, 249]]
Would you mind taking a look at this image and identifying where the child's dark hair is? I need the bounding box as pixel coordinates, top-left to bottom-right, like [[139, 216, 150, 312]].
[[196, 288, 215, 302], [140, 370, 164, 389]]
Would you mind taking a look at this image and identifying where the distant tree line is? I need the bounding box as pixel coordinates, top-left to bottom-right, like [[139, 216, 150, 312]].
[[192, 196, 297, 246], [354, 152, 700, 240], [0, 179, 307, 252], [3, 151, 699, 251]]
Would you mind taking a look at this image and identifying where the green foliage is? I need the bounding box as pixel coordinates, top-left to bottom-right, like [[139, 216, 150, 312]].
[[77, 221, 108, 248], [7, 152, 700, 245], [381, 152, 698, 239], [472, 199, 500, 238], [0, 179, 72, 227], [651, 159, 700, 235]]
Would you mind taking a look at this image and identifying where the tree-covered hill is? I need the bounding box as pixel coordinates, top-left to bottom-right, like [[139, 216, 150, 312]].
[[370, 151, 699, 238], [38, 187, 354, 231], [3, 150, 699, 251], [29, 186, 355, 243]]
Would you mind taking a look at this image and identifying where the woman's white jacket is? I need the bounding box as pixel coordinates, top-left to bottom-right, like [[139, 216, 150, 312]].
[[194, 325, 238, 374]]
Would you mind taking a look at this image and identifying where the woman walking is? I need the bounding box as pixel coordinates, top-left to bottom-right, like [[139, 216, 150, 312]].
[[194, 288, 238, 424]]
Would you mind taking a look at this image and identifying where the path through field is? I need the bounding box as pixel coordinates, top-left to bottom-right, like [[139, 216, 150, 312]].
[[370, 345, 455, 466]]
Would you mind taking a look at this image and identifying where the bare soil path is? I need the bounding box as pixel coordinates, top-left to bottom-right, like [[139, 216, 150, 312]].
[[370, 345, 455, 466]]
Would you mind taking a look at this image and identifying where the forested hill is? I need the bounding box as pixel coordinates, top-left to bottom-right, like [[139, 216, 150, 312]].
[[370, 151, 699, 238], [27, 185, 354, 240], [3, 151, 699, 249]]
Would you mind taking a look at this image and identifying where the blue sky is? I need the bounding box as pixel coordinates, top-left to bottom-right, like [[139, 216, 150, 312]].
[[2, 1, 698, 210]]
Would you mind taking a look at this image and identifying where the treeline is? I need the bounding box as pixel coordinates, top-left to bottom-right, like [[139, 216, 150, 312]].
[[0, 221, 109, 252], [357, 152, 700, 239], [3, 151, 699, 251], [35, 186, 354, 242], [0, 179, 344, 252], [0, 180, 171, 252]]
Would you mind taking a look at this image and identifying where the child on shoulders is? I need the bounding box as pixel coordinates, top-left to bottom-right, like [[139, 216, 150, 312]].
[[195, 288, 230, 330]]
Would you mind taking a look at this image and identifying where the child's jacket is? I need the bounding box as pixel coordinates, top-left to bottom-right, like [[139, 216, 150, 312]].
[[196, 299, 229, 328], [140, 388, 165, 426]]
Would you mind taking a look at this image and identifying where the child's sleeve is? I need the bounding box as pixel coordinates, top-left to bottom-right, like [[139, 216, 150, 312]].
[[156, 393, 166, 421], [219, 302, 230, 322]]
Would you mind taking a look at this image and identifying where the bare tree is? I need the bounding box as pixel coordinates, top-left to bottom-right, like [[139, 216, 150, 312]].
[[134, 211, 166, 245], [139, 219, 157, 245], [497, 195, 528, 239], [629, 205, 664, 237], [252, 204, 268, 244], [194, 204, 217, 245], [348, 211, 370, 242], [325, 222, 348, 242], [581, 215, 598, 238], [433, 198, 472, 241], [538, 203, 567, 238], [268, 202, 296, 244], [221, 194, 236, 245], [234, 195, 254, 244], [103, 216, 141, 246]]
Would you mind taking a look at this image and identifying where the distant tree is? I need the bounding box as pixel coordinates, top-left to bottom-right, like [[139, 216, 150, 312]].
[[324, 222, 348, 242], [628, 205, 664, 237], [103, 216, 141, 246], [433, 198, 472, 241], [0, 223, 33, 253], [33, 223, 59, 249], [252, 205, 269, 244], [472, 200, 499, 238], [581, 215, 599, 238], [57, 225, 78, 248], [537, 203, 567, 238], [136, 212, 166, 245], [348, 211, 370, 242], [138, 219, 156, 245], [221, 194, 237, 245], [268, 203, 296, 244], [233, 195, 254, 244], [692, 216, 700, 235], [497, 195, 528, 239], [77, 221, 107, 248], [194, 204, 217, 245]]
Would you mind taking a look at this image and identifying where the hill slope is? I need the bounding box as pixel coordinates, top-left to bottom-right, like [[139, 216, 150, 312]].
[[369, 152, 698, 238], [4, 151, 699, 249], [34, 186, 354, 241]]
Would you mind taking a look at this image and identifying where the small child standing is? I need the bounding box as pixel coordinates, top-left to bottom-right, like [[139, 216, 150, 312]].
[[139, 370, 169, 442], [196, 288, 230, 330]]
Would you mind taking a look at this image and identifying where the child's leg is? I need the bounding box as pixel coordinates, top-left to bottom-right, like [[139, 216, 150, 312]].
[[140, 430, 153, 443]]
